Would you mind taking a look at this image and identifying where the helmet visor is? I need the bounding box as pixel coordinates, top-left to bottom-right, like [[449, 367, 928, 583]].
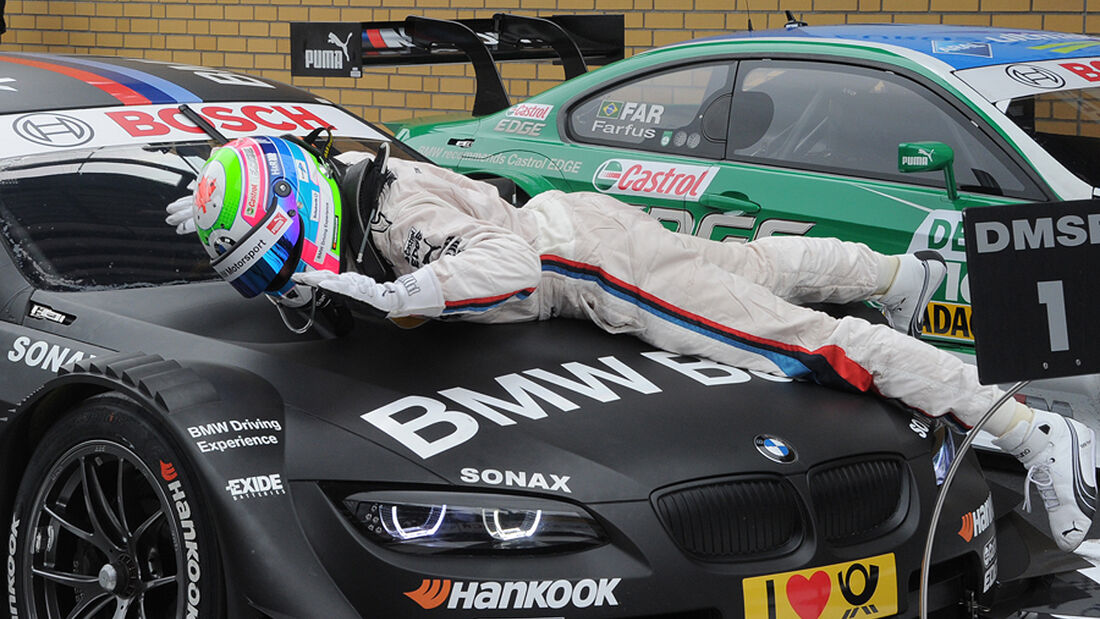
[[209, 203, 302, 298]]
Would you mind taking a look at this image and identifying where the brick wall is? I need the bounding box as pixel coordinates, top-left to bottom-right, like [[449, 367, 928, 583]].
[[1, 0, 1097, 124]]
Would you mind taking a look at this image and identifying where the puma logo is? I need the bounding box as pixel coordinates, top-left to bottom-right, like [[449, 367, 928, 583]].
[[1062, 523, 1085, 537], [328, 31, 353, 62]]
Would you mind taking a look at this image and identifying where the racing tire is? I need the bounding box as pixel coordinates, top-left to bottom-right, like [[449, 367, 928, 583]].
[[7, 393, 223, 618]]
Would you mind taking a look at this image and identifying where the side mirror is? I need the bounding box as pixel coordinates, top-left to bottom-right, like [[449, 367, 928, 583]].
[[898, 141, 958, 201]]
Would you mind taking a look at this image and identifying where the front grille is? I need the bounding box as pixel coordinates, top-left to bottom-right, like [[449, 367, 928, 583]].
[[809, 458, 908, 544], [654, 477, 804, 560]]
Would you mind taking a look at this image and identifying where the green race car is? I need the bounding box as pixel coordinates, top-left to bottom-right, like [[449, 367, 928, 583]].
[[295, 18, 1100, 422]]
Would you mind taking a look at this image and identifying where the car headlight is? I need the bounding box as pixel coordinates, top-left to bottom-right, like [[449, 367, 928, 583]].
[[931, 425, 958, 486], [336, 490, 607, 554]]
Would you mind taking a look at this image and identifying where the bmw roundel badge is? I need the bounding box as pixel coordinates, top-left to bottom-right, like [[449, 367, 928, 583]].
[[755, 435, 796, 463]]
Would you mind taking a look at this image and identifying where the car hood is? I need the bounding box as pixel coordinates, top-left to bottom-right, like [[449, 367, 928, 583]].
[[29, 283, 935, 502]]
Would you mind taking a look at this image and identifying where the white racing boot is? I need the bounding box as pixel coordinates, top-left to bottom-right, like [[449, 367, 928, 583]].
[[993, 409, 1097, 551], [873, 251, 947, 337]]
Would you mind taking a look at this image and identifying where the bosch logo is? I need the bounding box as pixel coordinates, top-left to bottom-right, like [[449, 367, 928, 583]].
[[755, 435, 796, 463], [1005, 64, 1066, 89], [13, 112, 94, 147]]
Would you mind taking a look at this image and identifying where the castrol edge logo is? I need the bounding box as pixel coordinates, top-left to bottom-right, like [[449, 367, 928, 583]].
[[506, 102, 553, 121], [592, 159, 718, 201]]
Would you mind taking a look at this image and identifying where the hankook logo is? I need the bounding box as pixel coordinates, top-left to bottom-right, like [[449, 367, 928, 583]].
[[958, 493, 993, 543], [7, 518, 18, 619], [13, 112, 94, 147], [405, 577, 621, 610], [166, 479, 201, 618]]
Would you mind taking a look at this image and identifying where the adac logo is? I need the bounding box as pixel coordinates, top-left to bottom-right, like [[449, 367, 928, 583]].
[[958, 493, 994, 542], [406, 579, 452, 609], [160, 460, 178, 482]]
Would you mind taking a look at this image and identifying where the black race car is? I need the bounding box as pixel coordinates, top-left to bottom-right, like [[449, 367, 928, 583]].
[[0, 52, 1091, 619]]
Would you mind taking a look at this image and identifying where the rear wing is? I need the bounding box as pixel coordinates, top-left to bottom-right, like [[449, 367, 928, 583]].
[[290, 14, 624, 116]]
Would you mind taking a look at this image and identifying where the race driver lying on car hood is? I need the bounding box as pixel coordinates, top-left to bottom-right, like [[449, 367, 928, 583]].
[[165, 132, 1097, 553]]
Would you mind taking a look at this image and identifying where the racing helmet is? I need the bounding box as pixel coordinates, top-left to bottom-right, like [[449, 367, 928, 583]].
[[193, 135, 343, 307]]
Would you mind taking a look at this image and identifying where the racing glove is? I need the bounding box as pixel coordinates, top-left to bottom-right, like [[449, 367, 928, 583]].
[[165, 194, 196, 235], [292, 268, 445, 318]]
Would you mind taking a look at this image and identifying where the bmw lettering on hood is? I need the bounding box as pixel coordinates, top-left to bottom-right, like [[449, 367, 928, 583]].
[[362, 351, 768, 459]]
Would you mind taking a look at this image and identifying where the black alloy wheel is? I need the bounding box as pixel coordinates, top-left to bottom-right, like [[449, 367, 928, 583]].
[[10, 393, 221, 618]]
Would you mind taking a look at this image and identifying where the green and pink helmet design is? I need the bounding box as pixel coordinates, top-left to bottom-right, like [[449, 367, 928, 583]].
[[193, 135, 342, 307]]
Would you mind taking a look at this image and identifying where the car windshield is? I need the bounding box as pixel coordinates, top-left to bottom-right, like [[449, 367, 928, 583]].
[[1004, 86, 1100, 187], [0, 136, 408, 292]]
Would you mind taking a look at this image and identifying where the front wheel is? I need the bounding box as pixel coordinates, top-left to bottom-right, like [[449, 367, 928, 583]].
[[8, 393, 223, 618]]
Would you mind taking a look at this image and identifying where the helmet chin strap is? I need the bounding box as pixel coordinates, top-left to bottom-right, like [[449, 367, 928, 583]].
[[355, 142, 390, 266], [269, 293, 319, 334]]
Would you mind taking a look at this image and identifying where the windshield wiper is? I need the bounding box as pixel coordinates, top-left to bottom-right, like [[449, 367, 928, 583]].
[[178, 104, 228, 145]]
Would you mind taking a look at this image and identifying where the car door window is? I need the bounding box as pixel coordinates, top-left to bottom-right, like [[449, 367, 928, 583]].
[[568, 63, 735, 159], [1006, 88, 1100, 187], [727, 60, 1043, 200]]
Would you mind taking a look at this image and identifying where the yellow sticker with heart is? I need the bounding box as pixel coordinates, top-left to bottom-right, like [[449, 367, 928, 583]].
[[742, 553, 897, 619]]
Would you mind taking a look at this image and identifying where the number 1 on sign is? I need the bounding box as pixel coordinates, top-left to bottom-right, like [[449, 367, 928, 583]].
[[1037, 280, 1069, 352]]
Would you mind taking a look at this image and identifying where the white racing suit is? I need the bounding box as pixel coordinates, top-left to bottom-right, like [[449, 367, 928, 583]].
[[373, 158, 1002, 426]]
